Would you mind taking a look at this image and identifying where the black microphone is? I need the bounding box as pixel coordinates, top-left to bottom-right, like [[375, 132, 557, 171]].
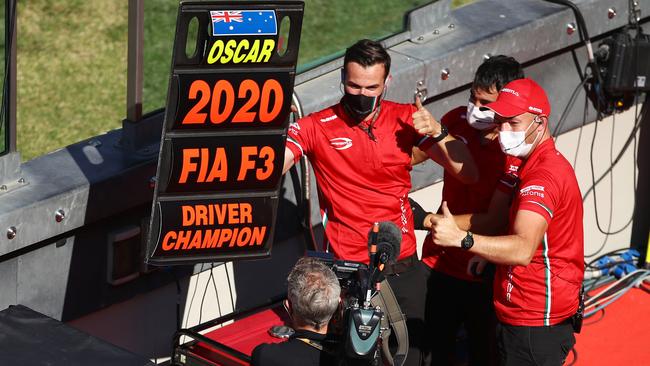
[[367, 221, 402, 267], [594, 43, 610, 62]]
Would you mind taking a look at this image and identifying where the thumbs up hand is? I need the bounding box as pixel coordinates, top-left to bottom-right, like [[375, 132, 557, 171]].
[[412, 95, 442, 137], [430, 201, 464, 248]]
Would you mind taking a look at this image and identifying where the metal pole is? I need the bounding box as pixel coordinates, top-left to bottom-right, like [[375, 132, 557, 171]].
[[7, 0, 17, 152], [631, 95, 650, 266], [126, 0, 144, 122]]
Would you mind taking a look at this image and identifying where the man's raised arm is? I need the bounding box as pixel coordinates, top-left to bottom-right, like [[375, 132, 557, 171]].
[[431, 201, 547, 266], [412, 97, 478, 184]]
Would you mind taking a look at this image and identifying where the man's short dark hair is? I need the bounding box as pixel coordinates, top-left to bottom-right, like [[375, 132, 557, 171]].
[[473, 55, 524, 92], [344, 39, 391, 78]]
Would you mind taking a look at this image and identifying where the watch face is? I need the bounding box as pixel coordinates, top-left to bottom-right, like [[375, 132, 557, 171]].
[[269, 325, 295, 339], [461, 233, 474, 250]]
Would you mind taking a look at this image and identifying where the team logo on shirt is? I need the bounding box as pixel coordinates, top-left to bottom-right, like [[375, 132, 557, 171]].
[[330, 137, 353, 150], [288, 122, 300, 135], [506, 266, 514, 302], [520, 185, 545, 198]]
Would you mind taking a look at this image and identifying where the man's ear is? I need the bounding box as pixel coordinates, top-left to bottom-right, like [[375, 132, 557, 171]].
[[384, 74, 392, 87], [537, 115, 548, 131]]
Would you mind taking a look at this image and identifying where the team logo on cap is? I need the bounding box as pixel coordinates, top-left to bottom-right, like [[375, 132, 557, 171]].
[[330, 137, 353, 150], [501, 88, 520, 97], [528, 106, 542, 113], [320, 115, 337, 123]]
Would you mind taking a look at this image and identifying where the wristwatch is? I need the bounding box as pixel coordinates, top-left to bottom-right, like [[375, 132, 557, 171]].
[[461, 231, 474, 250], [430, 123, 448, 143]]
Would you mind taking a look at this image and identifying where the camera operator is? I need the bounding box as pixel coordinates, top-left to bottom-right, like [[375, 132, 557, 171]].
[[251, 258, 341, 366]]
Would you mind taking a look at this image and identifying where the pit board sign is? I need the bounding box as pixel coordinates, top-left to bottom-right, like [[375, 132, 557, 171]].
[[146, 1, 304, 265]]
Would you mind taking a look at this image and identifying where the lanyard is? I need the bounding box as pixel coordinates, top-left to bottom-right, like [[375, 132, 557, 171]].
[[296, 337, 324, 351], [358, 105, 381, 141]]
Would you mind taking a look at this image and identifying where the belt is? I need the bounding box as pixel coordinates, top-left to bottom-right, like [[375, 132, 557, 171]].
[[382, 254, 418, 276]]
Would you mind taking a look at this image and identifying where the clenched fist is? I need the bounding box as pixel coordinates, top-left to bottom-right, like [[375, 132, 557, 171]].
[[412, 96, 442, 137]]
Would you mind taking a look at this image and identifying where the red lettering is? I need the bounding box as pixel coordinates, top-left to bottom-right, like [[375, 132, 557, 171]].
[[182, 206, 194, 226], [162, 231, 177, 251], [179, 149, 200, 183], [250, 226, 267, 246], [182, 80, 210, 124]]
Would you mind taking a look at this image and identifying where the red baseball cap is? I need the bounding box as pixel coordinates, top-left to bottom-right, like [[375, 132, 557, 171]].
[[483, 78, 551, 117]]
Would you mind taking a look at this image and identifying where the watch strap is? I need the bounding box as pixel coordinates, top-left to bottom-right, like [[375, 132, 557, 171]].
[[430, 123, 448, 143]]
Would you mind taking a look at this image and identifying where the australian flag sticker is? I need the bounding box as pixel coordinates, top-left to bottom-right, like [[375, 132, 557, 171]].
[[211, 10, 277, 37]]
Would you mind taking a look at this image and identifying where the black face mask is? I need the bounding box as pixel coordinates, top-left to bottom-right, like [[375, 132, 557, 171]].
[[342, 92, 379, 122]]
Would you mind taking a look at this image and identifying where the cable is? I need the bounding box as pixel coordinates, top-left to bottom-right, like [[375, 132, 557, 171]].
[[585, 283, 635, 317], [583, 308, 606, 325], [585, 247, 635, 269], [584, 270, 649, 310], [183, 263, 204, 328], [552, 71, 590, 137], [582, 96, 646, 246], [209, 264, 224, 325], [543, 0, 589, 44], [198, 264, 215, 325], [588, 106, 617, 255], [565, 347, 578, 366], [224, 263, 237, 312]]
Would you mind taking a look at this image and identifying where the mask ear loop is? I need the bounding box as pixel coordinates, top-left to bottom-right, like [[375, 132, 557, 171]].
[[283, 299, 293, 321], [374, 74, 391, 110], [525, 114, 546, 148]]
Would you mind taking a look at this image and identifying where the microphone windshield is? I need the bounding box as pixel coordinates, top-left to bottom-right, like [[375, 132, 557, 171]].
[[367, 221, 402, 264]]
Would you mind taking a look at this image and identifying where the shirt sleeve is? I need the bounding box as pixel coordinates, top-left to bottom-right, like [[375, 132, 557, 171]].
[[286, 114, 315, 164], [515, 170, 558, 224]]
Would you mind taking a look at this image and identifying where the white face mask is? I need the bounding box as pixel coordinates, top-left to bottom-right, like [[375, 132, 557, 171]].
[[467, 102, 496, 130], [498, 117, 542, 157]]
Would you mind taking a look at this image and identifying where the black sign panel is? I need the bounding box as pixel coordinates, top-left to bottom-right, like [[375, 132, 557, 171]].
[[148, 196, 277, 263], [170, 72, 294, 131], [173, 4, 303, 68], [147, 1, 303, 266], [160, 134, 285, 194]]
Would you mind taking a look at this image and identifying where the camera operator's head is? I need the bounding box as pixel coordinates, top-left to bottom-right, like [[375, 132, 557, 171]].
[[285, 258, 341, 334]]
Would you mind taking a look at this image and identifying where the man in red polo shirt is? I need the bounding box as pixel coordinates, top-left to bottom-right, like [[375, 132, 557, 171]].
[[430, 78, 584, 366], [282, 39, 477, 366], [410, 55, 524, 366]]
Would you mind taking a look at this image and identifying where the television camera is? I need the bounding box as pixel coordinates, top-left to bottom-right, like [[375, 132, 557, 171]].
[[306, 221, 404, 366]]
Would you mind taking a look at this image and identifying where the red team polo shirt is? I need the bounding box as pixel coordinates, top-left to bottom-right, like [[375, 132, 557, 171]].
[[494, 139, 584, 326], [421, 106, 521, 281], [285, 101, 432, 263]]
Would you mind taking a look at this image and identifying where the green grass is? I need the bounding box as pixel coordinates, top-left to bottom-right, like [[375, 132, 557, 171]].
[[16, 0, 474, 161], [17, 0, 128, 161]]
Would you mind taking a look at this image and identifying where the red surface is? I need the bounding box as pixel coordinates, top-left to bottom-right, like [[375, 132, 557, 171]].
[[193, 306, 289, 361], [564, 288, 650, 365]]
